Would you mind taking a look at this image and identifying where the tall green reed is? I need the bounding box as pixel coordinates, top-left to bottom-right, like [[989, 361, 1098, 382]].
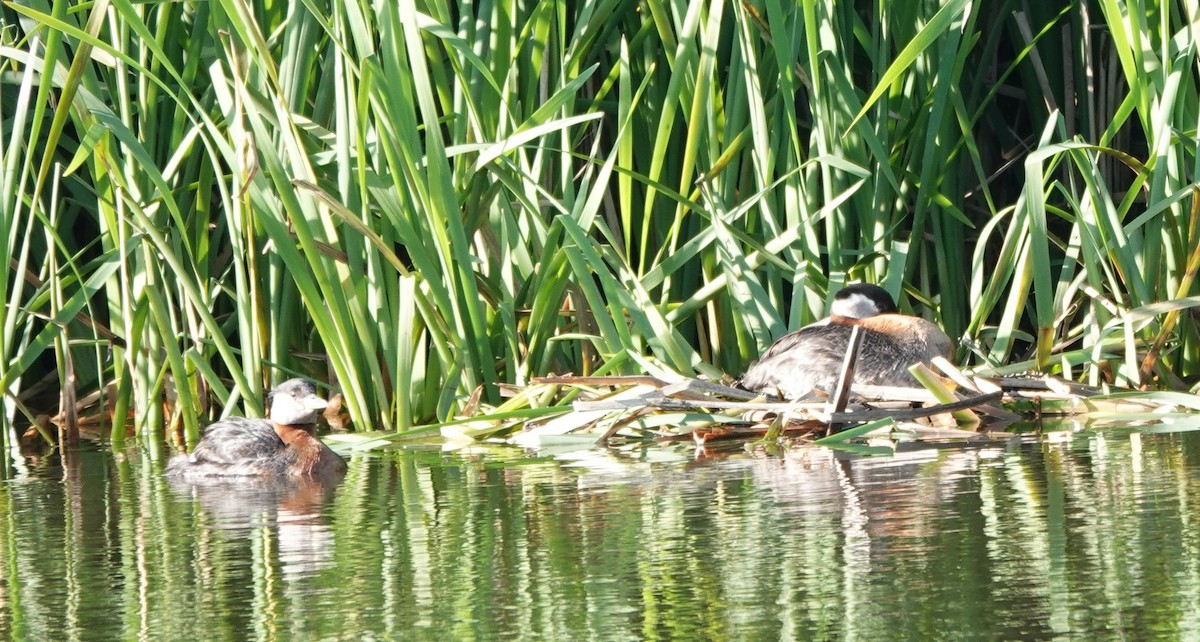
[[1, 0, 1197, 449]]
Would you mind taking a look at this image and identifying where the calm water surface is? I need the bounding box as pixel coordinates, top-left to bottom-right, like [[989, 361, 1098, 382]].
[[3, 423, 1200, 640]]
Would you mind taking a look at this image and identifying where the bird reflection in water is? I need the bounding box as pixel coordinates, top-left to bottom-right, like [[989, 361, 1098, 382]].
[[166, 471, 343, 579]]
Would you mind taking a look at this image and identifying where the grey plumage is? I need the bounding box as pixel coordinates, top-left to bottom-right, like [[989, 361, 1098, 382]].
[[164, 378, 346, 478], [738, 285, 953, 400]]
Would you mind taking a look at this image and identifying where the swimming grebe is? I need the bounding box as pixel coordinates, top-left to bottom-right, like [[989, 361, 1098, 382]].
[[164, 378, 347, 478], [738, 284, 953, 400]]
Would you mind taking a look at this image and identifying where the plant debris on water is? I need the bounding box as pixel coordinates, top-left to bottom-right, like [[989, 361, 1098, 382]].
[[422, 355, 1197, 456]]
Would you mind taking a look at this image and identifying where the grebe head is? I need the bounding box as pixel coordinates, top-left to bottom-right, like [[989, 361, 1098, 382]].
[[268, 378, 328, 425], [829, 283, 898, 320]]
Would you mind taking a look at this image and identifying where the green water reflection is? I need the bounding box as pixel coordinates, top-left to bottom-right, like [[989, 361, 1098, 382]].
[[2, 427, 1200, 640]]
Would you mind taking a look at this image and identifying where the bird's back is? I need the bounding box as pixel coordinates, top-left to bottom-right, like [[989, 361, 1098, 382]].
[[165, 417, 295, 477], [739, 315, 952, 400]]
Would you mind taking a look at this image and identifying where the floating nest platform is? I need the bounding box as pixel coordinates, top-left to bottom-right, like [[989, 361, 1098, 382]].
[[480, 355, 1192, 451]]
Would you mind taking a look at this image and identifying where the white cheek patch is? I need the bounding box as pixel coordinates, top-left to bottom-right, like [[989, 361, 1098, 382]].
[[831, 293, 884, 319]]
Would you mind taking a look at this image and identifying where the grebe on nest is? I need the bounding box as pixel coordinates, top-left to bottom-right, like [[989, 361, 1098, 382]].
[[165, 378, 347, 478], [738, 284, 953, 400]]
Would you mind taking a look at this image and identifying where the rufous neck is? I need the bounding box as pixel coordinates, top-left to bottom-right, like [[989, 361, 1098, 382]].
[[273, 422, 312, 445]]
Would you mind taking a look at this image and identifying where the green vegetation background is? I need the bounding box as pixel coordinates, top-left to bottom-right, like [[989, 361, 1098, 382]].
[[1, 0, 1198, 442]]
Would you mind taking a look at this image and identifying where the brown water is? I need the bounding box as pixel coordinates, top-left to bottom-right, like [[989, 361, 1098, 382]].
[[2, 423, 1200, 640]]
